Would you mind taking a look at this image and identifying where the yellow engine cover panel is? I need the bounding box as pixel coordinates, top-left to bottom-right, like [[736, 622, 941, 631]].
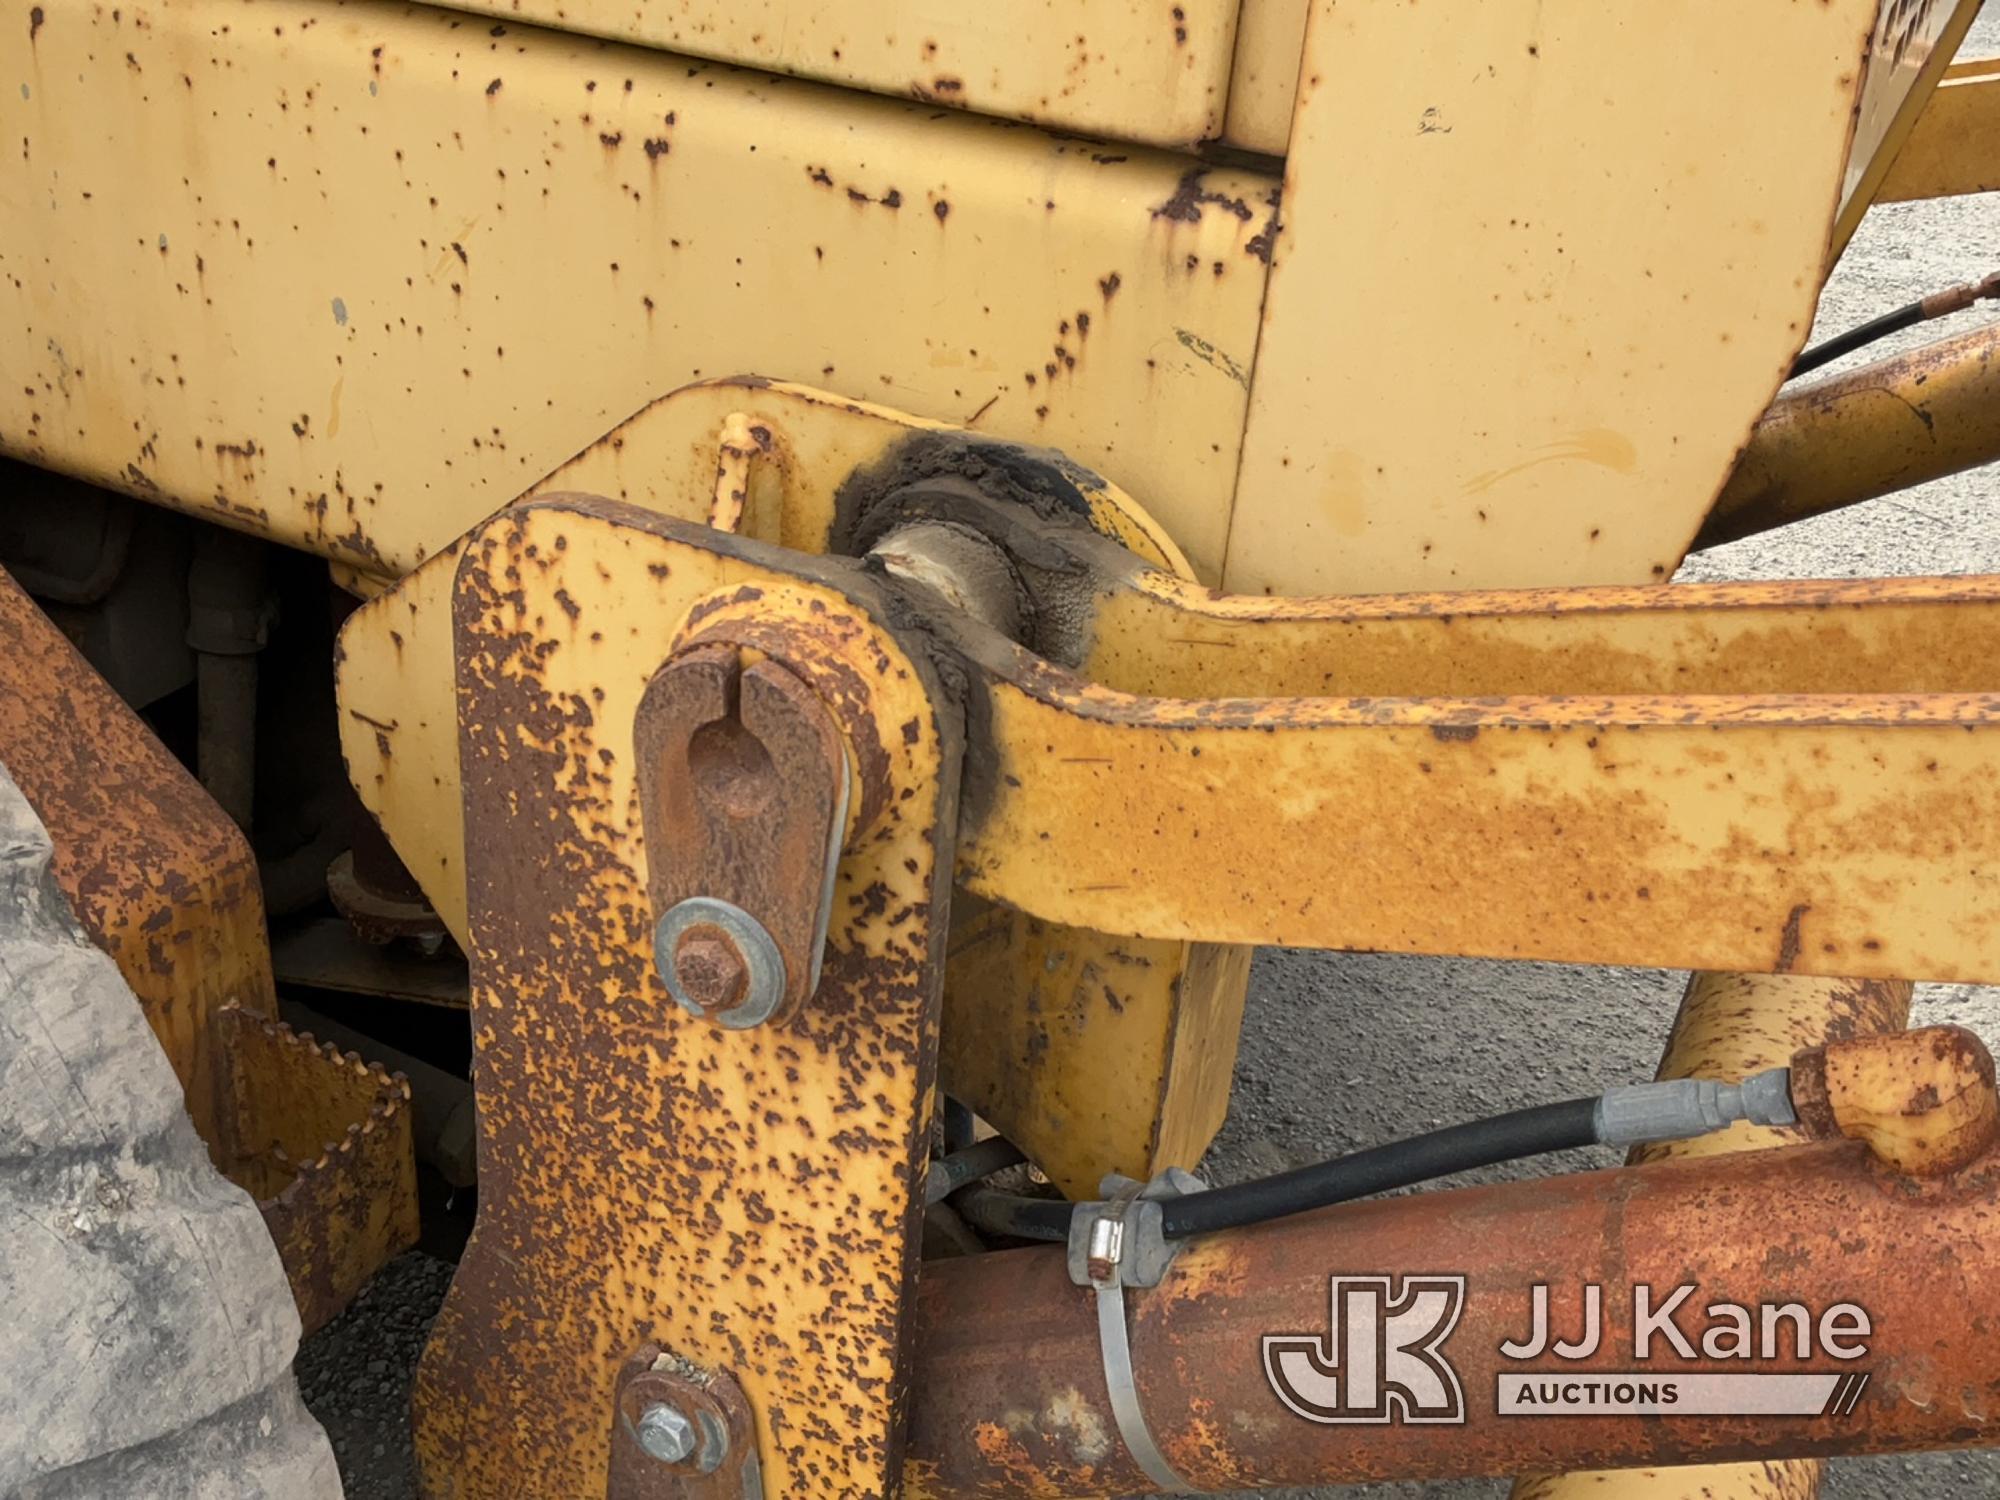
[[1222, 0, 1974, 598], [1222, 0, 1979, 180], [1, 0, 1275, 584], [425, 0, 1245, 148]]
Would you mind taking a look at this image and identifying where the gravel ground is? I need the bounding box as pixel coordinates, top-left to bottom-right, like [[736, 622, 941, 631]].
[[302, 15, 2000, 1496]]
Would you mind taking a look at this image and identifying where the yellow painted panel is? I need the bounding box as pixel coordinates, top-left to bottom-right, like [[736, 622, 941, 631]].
[[1878, 58, 2000, 202], [1225, 0, 1893, 597], [0, 0, 1274, 584], [1219, 0, 1304, 155], [1835, 0, 1985, 246], [437, 0, 1243, 147], [940, 901, 1247, 1200], [1221, 1, 1981, 205]]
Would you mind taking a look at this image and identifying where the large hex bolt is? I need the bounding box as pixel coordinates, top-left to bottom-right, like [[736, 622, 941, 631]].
[[634, 1401, 697, 1465], [653, 896, 787, 1028], [672, 923, 749, 1012]]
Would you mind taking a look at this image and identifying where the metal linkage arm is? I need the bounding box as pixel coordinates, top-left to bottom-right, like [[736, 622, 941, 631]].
[[932, 517, 2000, 982], [362, 491, 2000, 985]]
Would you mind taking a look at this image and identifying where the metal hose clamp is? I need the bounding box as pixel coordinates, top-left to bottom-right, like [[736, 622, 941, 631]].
[[1066, 1169, 1205, 1493]]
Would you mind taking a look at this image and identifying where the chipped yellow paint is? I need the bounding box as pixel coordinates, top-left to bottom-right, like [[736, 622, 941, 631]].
[[1, 0, 1272, 584], [336, 378, 1191, 942], [1223, 0, 1982, 597], [959, 678, 2000, 981], [956, 567, 2000, 980], [432, 0, 1243, 147], [1082, 571, 2000, 699], [412, 497, 957, 1498]]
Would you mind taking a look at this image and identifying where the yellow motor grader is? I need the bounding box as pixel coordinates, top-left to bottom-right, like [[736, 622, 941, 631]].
[[4, 0, 2000, 1495]]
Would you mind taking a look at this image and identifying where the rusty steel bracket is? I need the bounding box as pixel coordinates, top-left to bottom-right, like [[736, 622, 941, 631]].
[[634, 642, 850, 1029], [0, 566, 418, 1332], [220, 1006, 421, 1334], [335, 387, 1251, 1201], [607, 1349, 763, 1500], [412, 500, 964, 1500]]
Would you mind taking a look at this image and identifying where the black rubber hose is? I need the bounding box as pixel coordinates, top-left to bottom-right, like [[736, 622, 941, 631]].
[[954, 1183, 1070, 1240], [951, 1096, 1603, 1243], [1790, 271, 2000, 380], [1790, 302, 1926, 379], [924, 1137, 1026, 1206], [1161, 1096, 1600, 1238]]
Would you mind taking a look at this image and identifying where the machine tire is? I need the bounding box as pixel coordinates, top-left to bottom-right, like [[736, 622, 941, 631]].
[[0, 763, 343, 1499]]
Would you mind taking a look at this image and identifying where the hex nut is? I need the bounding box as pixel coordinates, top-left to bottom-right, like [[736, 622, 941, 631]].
[[674, 924, 749, 1012], [635, 1401, 697, 1465]]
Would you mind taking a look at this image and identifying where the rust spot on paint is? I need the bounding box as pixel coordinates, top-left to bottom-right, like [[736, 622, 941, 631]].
[[1245, 185, 1283, 264], [1152, 169, 1252, 225], [1776, 902, 1811, 973]]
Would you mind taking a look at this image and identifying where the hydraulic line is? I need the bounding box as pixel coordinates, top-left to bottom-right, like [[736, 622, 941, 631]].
[[924, 1137, 1025, 1206], [1790, 269, 1998, 378], [954, 1069, 1795, 1244]]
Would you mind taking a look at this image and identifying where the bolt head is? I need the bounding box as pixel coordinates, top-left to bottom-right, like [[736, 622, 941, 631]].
[[674, 924, 749, 1012], [635, 1402, 697, 1465]]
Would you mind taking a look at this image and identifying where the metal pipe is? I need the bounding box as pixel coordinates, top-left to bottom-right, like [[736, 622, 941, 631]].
[[1511, 971, 1913, 1500], [186, 527, 271, 831], [903, 1120, 2000, 1495], [1698, 319, 2000, 550]]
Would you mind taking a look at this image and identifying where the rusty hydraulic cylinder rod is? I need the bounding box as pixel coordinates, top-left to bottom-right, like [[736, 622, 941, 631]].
[[903, 1045, 2000, 1496], [1698, 318, 2000, 550]]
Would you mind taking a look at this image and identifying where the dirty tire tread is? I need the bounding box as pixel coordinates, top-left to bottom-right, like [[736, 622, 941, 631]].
[[0, 761, 342, 1499]]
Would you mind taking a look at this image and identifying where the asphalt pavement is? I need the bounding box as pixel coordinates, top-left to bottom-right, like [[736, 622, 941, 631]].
[[302, 14, 2000, 1496]]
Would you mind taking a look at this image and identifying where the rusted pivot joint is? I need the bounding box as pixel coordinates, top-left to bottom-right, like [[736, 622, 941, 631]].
[[634, 641, 851, 1029]]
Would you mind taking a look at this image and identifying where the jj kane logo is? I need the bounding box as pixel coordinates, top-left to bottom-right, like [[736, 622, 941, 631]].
[[1263, 1276, 1468, 1424], [1264, 1277, 1873, 1426]]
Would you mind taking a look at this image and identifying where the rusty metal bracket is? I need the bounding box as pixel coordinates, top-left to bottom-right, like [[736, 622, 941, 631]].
[[412, 501, 964, 1500], [634, 643, 851, 1028], [0, 566, 418, 1333], [220, 1007, 421, 1335]]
